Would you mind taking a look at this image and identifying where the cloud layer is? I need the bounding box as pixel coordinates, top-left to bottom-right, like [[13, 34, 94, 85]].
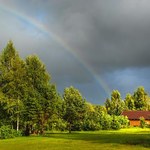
[[1, 0, 150, 103]]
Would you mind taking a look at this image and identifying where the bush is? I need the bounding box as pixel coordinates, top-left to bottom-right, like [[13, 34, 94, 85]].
[[100, 114, 112, 130], [82, 120, 102, 131], [48, 118, 67, 131], [118, 116, 129, 128], [100, 114, 129, 130], [0, 126, 14, 139], [72, 121, 83, 131], [140, 117, 146, 128], [12, 129, 22, 137], [0, 126, 22, 139], [111, 116, 121, 130]]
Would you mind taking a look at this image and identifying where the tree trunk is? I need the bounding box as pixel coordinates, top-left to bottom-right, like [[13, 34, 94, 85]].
[[16, 98, 20, 131], [25, 124, 30, 136], [16, 113, 19, 131], [69, 123, 72, 133], [40, 121, 44, 135]]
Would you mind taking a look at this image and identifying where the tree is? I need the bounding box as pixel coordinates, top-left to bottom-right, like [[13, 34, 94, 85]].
[[24, 55, 60, 135], [133, 87, 148, 110], [82, 103, 104, 131], [146, 96, 150, 110], [24, 55, 50, 134], [82, 102, 96, 131], [124, 93, 135, 110], [0, 91, 10, 127], [0, 41, 27, 131], [63, 86, 86, 133], [105, 90, 125, 116]]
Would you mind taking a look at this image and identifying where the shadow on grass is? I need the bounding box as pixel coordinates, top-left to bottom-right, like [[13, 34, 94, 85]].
[[44, 131, 150, 148]]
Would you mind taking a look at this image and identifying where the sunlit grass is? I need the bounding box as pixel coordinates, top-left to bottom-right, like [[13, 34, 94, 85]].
[[0, 128, 150, 150]]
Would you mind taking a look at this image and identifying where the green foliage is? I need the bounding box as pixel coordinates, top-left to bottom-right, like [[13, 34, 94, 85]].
[[117, 116, 129, 128], [0, 126, 22, 139], [82, 104, 107, 131], [111, 116, 121, 130], [140, 117, 146, 128], [0, 126, 14, 139], [105, 90, 125, 116], [0, 41, 62, 135], [0, 97, 11, 126], [0, 41, 27, 131], [124, 87, 150, 111], [100, 114, 112, 130], [133, 87, 148, 110], [12, 129, 22, 137], [0, 41, 150, 136], [83, 119, 102, 131], [100, 114, 129, 130], [23, 55, 62, 134], [63, 86, 86, 133], [125, 93, 135, 110], [48, 114, 67, 131]]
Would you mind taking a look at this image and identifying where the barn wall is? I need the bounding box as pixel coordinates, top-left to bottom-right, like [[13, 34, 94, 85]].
[[145, 120, 150, 125], [130, 120, 140, 126], [130, 120, 150, 126]]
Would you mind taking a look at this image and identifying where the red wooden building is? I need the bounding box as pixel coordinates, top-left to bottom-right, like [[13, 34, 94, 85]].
[[122, 111, 150, 126]]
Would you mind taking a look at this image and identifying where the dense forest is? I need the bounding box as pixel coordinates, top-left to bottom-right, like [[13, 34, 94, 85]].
[[0, 41, 150, 138]]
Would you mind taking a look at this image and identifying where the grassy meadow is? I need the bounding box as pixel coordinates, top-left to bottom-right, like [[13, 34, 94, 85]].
[[0, 128, 150, 150]]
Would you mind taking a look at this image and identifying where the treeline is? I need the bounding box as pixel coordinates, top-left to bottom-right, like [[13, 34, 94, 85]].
[[0, 41, 150, 137], [105, 87, 150, 115]]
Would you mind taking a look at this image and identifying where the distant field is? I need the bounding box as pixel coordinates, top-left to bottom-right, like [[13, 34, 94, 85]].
[[0, 128, 150, 150]]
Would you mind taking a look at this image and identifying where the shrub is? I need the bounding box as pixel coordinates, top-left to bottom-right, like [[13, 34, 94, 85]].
[[82, 120, 102, 131], [12, 129, 22, 137], [0, 126, 14, 139], [72, 121, 83, 131], [0, 126, 22, 139], [100, 114, 129, 130], [140, 117, 146, 128], [100, 114, 112, 130], [48, 118, 67, 131], [111, 116, 121, 130], [118, 116, 129, 128]]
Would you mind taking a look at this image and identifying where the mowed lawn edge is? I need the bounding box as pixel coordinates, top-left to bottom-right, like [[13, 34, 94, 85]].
[[0, 128, 150, 150]]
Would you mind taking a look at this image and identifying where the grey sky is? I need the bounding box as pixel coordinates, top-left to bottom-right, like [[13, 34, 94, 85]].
[[1, 0, 150, 104]]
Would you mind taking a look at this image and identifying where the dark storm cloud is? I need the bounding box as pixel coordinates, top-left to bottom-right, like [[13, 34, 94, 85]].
[[3, 0, 150, 71], [1, 0, 150, 103], [52, 0, 150, 71], [32, 0, 150, 72]]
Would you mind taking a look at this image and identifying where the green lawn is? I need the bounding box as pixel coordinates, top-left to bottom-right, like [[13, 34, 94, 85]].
[[0, 128, 150, 150]]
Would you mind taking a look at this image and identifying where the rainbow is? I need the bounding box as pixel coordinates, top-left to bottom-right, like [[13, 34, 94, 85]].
[[0, 3, 111, 98]]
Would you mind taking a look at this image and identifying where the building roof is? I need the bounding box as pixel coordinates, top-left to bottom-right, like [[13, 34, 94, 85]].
[[122, 111, 150, 120]]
